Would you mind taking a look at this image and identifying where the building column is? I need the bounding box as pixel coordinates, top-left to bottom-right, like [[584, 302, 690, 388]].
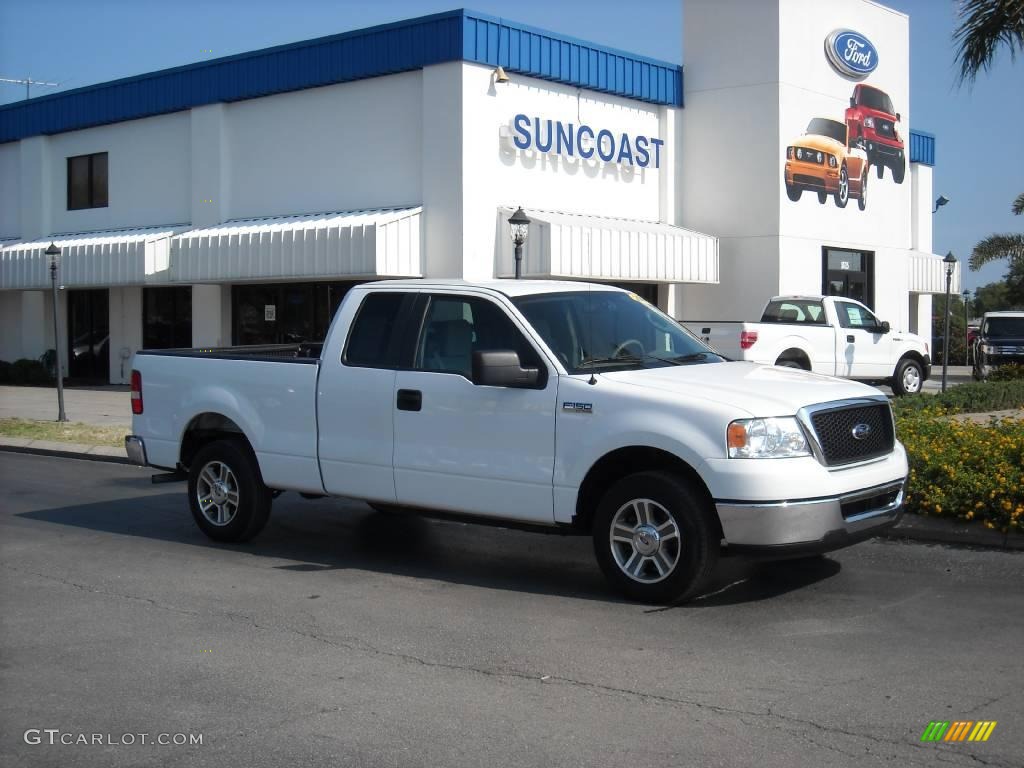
[[108, 286, 143, 384], [914, 293, 932, 353], [190, 104, 229, 229], [19, 136, 52, 242], [192, 284, 224, 347], [19, 290, 47, 360]]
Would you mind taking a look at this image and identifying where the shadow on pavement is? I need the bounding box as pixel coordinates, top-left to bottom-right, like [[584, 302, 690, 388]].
[[17, 489, 840, 607]]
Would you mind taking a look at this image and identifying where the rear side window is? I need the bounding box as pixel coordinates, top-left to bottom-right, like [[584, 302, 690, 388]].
[[343, 292, 406, 368]]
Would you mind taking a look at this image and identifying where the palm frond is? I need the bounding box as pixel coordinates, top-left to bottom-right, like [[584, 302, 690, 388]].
[[1013, 192, 1024, 215], [969, 232, 1024, 269], [954, 0, 1024, 85]]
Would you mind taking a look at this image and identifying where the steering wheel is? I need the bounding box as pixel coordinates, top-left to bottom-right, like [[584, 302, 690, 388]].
[[613, 339, 645, 358]]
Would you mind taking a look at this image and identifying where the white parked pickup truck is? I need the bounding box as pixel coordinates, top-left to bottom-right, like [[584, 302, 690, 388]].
[[683, 295, 932, 395], [127, 280, 908, 603]]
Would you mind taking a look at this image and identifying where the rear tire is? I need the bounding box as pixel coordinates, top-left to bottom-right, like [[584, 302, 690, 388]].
[[187, 439, 272, 542], [593, 471, 718, 604], [857, 170, 867, 211], [776, 359, 806, 370]]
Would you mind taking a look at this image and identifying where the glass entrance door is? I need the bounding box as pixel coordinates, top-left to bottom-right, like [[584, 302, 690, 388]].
[[67, 289, 110, 382], [823, 248, 874, 308]]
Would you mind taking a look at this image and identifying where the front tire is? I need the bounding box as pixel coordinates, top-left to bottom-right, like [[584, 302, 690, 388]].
[[892, 358, 924, 396], [188, 439, 272, 542], [817, 190, 827, 204], [857, 169, 867, 211], [875, 162, 884, 180], [834, 164, 849, 208], [786, 182, 802, 202], [892, 160, 905, 184], [593, 471, 718, 604]]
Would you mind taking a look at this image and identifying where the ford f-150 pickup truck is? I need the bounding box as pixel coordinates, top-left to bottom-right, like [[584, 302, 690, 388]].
[[684, 295, 931, 396], [127, 281, 908, 603], [845, 84, 906, 184]]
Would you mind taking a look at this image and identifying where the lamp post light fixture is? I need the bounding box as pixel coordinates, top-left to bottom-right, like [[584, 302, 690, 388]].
[[962, 289, 971, 366], [508, 207, 531, 280], [44, 242, 67, 422], [932, 195, 950, 214], [941, 250, 957, 393]]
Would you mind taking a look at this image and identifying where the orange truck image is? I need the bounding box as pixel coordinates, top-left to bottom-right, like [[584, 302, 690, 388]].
[[784, 117, 868, 210]]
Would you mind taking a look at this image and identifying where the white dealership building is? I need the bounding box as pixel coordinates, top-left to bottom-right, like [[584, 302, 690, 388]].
[[0, 0, 954, 383]]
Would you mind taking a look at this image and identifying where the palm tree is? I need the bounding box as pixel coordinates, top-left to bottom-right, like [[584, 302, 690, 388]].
[[953, 0, 1024, 84], [969, 196, 1024, 270]]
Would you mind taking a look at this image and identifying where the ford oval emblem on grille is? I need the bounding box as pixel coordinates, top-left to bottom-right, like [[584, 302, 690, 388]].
[[851, 423, 872, 440]]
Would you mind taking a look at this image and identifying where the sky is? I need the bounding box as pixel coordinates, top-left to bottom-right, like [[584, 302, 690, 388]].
[[0, 0, 1020, 292]]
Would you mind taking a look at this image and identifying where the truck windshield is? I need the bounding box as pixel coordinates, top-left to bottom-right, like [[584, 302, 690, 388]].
[[984, 317, 1024, 337], [857, 87, 895, 115], [514, 290, 722, 373]]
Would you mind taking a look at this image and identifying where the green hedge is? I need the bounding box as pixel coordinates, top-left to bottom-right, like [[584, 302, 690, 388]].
[[893, 380, 1024, 419], [989, 363, 1024, 382], [0, 358, 53, 385]]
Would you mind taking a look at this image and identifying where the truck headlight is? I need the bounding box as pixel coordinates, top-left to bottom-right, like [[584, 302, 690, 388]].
[[864, 116, 875, 128], [980, 344, 996, 355], [727, 417, 810, 459]]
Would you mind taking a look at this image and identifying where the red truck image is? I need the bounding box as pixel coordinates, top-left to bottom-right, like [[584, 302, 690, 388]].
[[845, 84, 905, 184]]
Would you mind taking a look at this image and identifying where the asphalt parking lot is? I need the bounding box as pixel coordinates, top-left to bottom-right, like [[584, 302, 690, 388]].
[[1, 451, 1021, 768]]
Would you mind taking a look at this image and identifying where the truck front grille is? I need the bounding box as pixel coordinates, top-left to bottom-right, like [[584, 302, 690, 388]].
[[808, 402, 894, 466], [876, 119, 895, 137]]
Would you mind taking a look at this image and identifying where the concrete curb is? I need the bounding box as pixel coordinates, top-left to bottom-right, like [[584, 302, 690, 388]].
[[882, 516, 1024, 552], [0, 438, 130, 465]]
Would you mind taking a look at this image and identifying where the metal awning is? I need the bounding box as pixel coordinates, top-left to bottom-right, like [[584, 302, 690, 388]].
[[0, 226, 180, 290], [496, 208, 719, 284], [170, 207, 423, 283], [908, 250, 960, 294]]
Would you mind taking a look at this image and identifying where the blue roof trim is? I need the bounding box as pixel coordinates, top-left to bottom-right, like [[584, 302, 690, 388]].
[[0, 9, 682, 144], [909, 129, 935, 166]]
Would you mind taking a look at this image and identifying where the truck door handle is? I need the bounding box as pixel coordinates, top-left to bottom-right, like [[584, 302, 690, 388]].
[[847, 335, 855, 343], [396, 389, 422, 412]]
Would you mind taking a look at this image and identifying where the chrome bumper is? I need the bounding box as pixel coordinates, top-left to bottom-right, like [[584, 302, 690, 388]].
[[124, 435, 148, 467], [716, 479, 905, 550]]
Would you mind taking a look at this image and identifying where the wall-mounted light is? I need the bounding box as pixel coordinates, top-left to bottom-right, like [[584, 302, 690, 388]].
[[494, 66, 509, 84], [933, 195, 950, 213]]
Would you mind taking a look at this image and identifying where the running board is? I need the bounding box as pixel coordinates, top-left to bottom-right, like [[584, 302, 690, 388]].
[[151, 470, 187, 484]]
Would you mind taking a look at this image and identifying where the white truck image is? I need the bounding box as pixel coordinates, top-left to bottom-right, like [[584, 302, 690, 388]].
[[683, 295, 931, 395], [126, 281, 908, 603]]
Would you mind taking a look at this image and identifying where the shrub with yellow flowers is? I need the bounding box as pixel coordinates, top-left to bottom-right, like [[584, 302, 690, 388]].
[[895, 405, 1024, 534]]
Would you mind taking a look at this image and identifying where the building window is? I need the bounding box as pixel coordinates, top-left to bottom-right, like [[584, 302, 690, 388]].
[[822, 247, 875, 308], [67, 152, 108, 210], [143, 287, 192, 349], [232, 282, 356, 346]]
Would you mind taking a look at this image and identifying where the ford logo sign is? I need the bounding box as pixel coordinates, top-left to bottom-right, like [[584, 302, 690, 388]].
[[825, 29, 879, 80], [851, 423, 872, 441]]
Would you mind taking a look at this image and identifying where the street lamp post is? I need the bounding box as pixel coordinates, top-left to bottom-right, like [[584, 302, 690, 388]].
[[507, 207, 531, 280], [941, 251, 957, 393], [962, 289, 971, 366], [44, 242, 67, 422]]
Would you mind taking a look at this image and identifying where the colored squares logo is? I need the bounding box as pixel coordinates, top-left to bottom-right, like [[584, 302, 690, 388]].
[[921, 721, 997, 742]]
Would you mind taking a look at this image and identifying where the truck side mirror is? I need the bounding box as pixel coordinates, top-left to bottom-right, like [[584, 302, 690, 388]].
[[896, 112, 901, 121], [878, 321, 891, 334], [472, 350, 540, 388], [850, 96, 856, 108]]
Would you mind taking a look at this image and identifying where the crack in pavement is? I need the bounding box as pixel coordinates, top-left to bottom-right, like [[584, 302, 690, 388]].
[[4, 562, 1015, 768]]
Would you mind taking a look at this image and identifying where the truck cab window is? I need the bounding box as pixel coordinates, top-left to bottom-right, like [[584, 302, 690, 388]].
[[415, 296, 541, 379], [836, 301, 878, 330], [343, 292, 407, 367]]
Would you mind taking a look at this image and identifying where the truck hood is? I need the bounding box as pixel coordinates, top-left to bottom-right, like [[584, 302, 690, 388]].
[[601, 361, 884, 417]]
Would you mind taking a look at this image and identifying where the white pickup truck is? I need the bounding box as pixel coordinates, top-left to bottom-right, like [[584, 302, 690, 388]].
[[684, 295, 931, 395], [127, 280, 908, 603]]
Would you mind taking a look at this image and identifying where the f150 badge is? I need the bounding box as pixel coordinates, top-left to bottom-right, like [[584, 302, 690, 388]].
[[563, 402, 593, 413]]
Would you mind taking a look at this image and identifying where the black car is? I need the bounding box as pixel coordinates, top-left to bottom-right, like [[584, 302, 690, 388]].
[[973, 312, 1024, 380]]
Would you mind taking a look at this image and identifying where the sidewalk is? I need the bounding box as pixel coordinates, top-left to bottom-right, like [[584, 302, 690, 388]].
[[0, 385, 130, 426]]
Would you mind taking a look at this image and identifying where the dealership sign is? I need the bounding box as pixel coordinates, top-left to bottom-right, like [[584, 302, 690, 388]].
[[824, 29, 878, 80], [509, 114, 664, 168]]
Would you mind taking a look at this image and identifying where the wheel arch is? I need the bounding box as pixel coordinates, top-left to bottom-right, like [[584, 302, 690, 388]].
[[895, 350, 928, 380], [179, 412, 254, 470], [573, 446, 722, 540], [774, 347, 812, 370]]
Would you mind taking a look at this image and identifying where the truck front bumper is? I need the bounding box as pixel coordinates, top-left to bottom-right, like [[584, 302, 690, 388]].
[[125, 435, 148, 467], [716, 478, 905, 554]]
